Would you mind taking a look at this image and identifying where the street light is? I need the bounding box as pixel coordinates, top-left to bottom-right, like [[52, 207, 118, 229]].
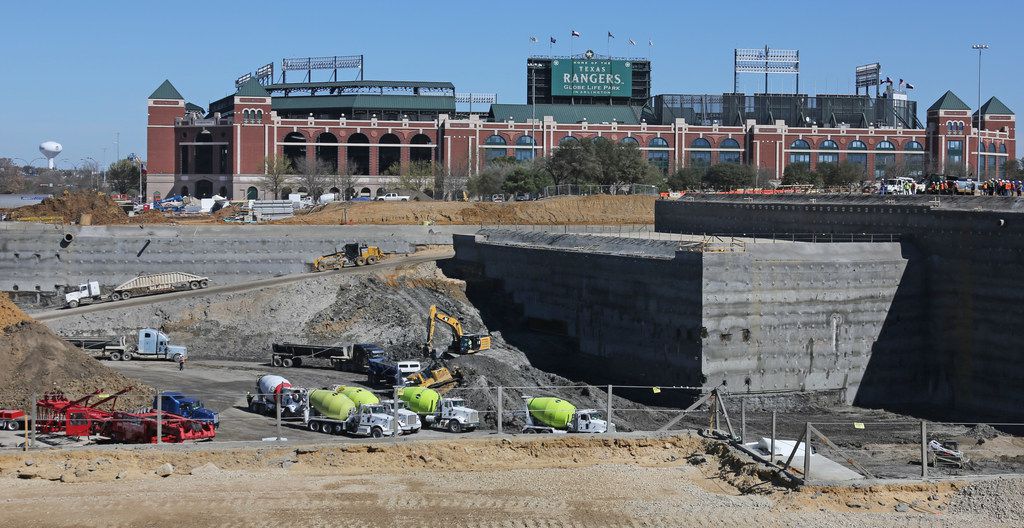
[[972, 43, 989, 185]]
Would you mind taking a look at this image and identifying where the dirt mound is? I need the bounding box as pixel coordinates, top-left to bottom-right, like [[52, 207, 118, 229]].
[[8, 190, 129, 224], [279, 195, 656, 225], [0, 296, 150, 409]]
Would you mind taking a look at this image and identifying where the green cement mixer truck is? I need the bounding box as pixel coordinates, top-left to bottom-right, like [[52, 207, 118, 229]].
[[521, 396, 611, 434], [398, 386, 479, 433]]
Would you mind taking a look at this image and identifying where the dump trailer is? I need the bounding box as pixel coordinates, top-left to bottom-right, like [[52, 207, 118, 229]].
[[270, 342, 384, 372], [521, 397, 611, 434], [64, 272, 210, 308], [398, 386, 479, 433], [96, 328, 187, 362], [246, 374, 307, 416], [61, 335, 119, 350]]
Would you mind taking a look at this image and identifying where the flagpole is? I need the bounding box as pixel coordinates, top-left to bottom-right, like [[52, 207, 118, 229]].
[[607, 34, 610, 57]]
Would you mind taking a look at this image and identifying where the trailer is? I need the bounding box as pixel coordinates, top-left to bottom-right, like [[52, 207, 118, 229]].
[[270, 342, 384, 372], [0, 410, 26, 431], [65, 272, 210, 308], [93, 328, 188, 362], [60, 336, 119, 350]]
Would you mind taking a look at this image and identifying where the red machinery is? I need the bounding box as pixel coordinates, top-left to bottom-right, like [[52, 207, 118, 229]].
[[33, 388, 216, 444]]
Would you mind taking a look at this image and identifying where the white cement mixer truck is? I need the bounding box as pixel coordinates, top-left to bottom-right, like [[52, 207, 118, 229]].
[[246, 374, 307, 416]]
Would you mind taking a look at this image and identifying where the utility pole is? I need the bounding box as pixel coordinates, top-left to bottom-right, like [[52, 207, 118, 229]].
[[114, 132, 120, 161], [972, 44, 989, 184]]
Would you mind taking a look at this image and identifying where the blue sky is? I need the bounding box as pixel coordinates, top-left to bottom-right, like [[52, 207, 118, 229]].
[[1, 0, 1020, 166]]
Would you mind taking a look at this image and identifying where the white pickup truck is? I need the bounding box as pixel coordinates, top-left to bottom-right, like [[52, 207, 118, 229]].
[[376, 193, 410, 202]]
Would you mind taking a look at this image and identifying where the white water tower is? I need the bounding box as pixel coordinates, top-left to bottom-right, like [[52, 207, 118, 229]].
[[39, 141, 62, 169]]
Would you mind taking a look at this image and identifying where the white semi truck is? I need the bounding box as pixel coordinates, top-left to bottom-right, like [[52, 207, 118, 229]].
[[81, 328, 188, 362], [64, 272, 210, 308]]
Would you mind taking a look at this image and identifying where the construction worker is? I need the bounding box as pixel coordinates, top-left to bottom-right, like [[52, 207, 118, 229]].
[[178, 355, 186, 371]]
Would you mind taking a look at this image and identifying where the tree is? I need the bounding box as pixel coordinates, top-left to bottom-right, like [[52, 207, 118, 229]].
[[398, 160, 439, 194], [468, 162, 513, 197], [0, 158, 26, 194], [292, 158, 332, 201], [259, 156, 292, 200], [441, 161, 471, 200], [107, 159, 141, 195], [667, 165, 706, 191], [328, 160, 359, 200], [781, 163, 820, 186], [501, 159, 553, 195], [819, 161, 863, 189], [1004, 158, 1023, 179], [704, 163, 755, 191], [548, 140, 600, 185]]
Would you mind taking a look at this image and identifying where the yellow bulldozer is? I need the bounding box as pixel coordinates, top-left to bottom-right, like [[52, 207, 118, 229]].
[[312, 243, 385, 271], [406, 366, 462, 394], [423, 304, 491, 357]]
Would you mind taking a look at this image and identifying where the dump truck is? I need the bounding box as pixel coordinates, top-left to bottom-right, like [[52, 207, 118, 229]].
[[270, 342, 384, 372], [312, 243, 386, 271], [302, 390, 398, 438], [94, 328, 188, 362], [424, 304, 491, 356], [154, 391, 219, 427], [246, 374, 307, 417], [398, 386, 479, 433], [64, 272, 210, 308], [521, 396, 611, 434]]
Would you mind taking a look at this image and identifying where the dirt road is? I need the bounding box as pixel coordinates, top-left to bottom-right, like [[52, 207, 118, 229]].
[[2, 434, 1018, 527], [32, 248, 454, 322]]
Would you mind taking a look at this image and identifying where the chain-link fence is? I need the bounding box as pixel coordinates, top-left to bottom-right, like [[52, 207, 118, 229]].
[[542, 184, 658, 198]]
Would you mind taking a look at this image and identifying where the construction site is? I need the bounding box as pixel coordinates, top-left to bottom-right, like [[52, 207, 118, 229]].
[[2, 193, 1024, 527]]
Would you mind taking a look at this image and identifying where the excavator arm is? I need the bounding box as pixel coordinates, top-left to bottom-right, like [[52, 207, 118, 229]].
[[425, 305, 466, 356]]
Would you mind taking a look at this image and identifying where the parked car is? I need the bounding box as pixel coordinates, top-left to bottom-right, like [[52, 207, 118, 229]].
[[513, 192, 532, 201], [377, 193, 410, 202], [491, 194, 505, 203]]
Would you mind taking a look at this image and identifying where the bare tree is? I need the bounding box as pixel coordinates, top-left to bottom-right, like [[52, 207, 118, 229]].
[[398, 160, 439, 195], [293, 158, 332, 202], [329, 160, 359, 200], [442, 161, 471, 200], [259, 156, 292, 200], [0, 158, 26, 193]]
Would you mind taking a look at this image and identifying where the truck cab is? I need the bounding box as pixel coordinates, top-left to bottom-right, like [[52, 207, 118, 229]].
[[379, 399, 422, 434], [353, 343, 385, 371], [345, 404, 397, 438], [570, 409, 611, 433], [155, 391, 219, 427], [137, 329, 188, 360], [65, 281, 101, 308], [436, 397, 480, 432], [367, 358, 421, 386]]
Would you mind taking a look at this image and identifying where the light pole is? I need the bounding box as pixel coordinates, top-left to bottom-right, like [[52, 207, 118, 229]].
[[128, 153, 143, 203], [972, 43, 988, 185]]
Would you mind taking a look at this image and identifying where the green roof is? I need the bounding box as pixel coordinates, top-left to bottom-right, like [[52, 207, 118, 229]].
[[489, 103, 641, 124], [236, 77, 269, 97], [149, 79, 183, 100], [928, 90, 970, 112], [267, 80, 455, 91], [272, 94, 456, 112], [977, 96, 1014, 115], [185, 102, 205, 113]]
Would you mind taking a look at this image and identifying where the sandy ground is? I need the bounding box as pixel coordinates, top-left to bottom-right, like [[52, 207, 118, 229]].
[[1, 434, 1020, 527]]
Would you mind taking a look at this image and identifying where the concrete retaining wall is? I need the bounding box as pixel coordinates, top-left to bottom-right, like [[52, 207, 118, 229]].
[[655, 196, 1024, 420], [453, 229, 908, 403]]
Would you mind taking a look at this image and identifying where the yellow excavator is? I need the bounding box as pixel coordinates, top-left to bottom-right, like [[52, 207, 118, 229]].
[[423, 304, 491, 357], [312, 243, 385, 271]]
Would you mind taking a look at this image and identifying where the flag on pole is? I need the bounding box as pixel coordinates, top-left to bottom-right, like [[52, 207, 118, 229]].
[[906, 82, 915, 90], [529, 36, 538, 43], [898, 78, 904, 87], [550, 36, 556, 44], [607, 31, 614, 38], [648, 39, 653, 46], [571, 30, 580, 37], [628, 38, 636, 46]]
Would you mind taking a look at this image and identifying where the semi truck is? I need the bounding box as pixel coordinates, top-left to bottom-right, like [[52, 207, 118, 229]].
[[91, 328, 188, 362], [367, 357, 421, 386], [521, 396, 611, 434], [246, 374, 307, 417], [64, 272, 210, 308], [154, 391, 219, 427], [398, 386, 479, 433], [270, 342, 384, 371], [302, 389, 398, 438]]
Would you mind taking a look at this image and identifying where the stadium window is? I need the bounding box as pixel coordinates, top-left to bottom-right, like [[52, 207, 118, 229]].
[[649, 137, 670, 173], [515, 135, 535, 161], [788, 139, 811, 164], [485, 134, 508, 163], [720, 138, 741, 163], [876, 141, 895, 150], [947, 140, 963, 166], [559, 135, 578, 145], [847, 140, 867, 167], [688, 137, 710, 166], [1000, 144, 1008, 177], [620, 136, 639, 146], [818, 140, 838, 164], [255, 110, 263, 122]]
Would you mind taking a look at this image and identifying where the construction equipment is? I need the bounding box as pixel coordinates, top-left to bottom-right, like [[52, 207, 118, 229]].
[[424, 304, 491, 357], [327, 385, 420, 434], [270, 342, 384, 371], [0, 410, 26, 431], [398, 386, 479, 433], [367, 357, 421, 386], [521, 396, 611, 434], [312, 243, 385, 271], [154, 391, 219, 427], [246, 375, 307, 416], [928, 440, 970, 468], [91, 328, 188, 362], [65, 272, 210, 308], [405, 366, 461, 394], [301, 390, 398, 438]]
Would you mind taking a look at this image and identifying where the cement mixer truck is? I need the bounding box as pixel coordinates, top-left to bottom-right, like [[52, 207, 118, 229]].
[[302, 388, 400, 438], [398, 386, 479, 433], [521, 396, 611, 434], [246, 374, 307, 417], [333, 385, 421, 434]]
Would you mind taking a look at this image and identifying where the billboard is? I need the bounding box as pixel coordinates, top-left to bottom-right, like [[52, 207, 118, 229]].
[[551, 58, 633, 97]]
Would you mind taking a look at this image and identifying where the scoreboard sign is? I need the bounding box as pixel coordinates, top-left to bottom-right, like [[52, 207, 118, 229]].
[[551, 58, 633, 97]]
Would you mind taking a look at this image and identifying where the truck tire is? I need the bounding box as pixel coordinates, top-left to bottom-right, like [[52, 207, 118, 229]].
[[308, 421, 320, 432], [355, 257, 366, 266], [109, 351, 122, 361], [331, 423, 344, 435], [272, 356, 283, 367], [121, 291, 131, 300], [199, 280, 209, 288], [315, 262, 327, 272], [370, 427, 384, 438], [447, 420, 462, 433], [189, 281, 200, 290], [282, 358, 293, 368], [172, 353, 183, 363], [68, 300, 79, 308], [121, 352, 132, 361], [110, 292, 121, 301], [4, 420, 17, 431], [366, 256, 378, 265]]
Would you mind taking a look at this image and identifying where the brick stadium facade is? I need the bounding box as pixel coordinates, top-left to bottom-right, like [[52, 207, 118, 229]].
[[145, 73, 1015, 201]]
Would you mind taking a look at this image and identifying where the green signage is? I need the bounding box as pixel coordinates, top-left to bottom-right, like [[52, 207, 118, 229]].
[[551, 58, 633, 97]]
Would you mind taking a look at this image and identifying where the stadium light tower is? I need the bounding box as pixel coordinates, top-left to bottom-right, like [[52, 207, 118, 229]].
[[972, 43, 988, 184]]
